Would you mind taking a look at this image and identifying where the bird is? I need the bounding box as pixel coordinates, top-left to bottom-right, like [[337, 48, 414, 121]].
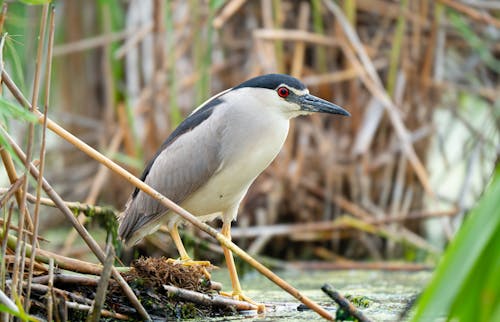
[[118, 73, 350, 305]]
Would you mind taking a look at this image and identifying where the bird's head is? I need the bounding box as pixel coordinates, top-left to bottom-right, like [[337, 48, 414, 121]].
[[231, 73, 350, 119]]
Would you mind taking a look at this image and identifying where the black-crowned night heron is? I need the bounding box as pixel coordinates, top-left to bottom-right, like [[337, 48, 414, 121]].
[[118, 74, 349, 304]]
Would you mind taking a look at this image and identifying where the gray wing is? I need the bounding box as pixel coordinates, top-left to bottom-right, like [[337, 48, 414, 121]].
[[118, 100, 224, 245]]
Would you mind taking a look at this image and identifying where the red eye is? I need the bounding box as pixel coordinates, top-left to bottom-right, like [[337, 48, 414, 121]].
[[277, 86, 289, 98]]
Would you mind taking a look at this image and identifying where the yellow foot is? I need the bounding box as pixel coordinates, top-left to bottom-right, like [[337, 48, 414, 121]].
[[165, 258, 213, 279], [220, 291, 265, 313]]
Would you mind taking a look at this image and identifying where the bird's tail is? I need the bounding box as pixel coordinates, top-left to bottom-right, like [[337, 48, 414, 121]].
[[117, 197, 164, 247]]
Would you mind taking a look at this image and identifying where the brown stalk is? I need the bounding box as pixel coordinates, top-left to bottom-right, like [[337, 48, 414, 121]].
[[1, 70, 335, 321], [0, 190, 118, 217], [0, 227, 104, 275], [302, 58, 387, 86], [113, 23, 154, 59], [27, 5, 55, 312], [46, 258, 54, 322], [163, 285, 258, 311], [0, 175, 25, 209], [52, 27, 142, 56], [87, 241, 115, 322], [66, 302, 129, 320], [253, 28, 340, 47], [290, 2, 310, 78], [0, 204, 14, 292], [229, 209, 457, 239], [213, 0, 248, 29], [13, 3, 49, 302], [0, 150, 35, 230]]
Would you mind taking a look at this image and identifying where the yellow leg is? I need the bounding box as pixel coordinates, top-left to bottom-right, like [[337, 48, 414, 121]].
[[221, 221, 265, 312], [170, 224, 190, 260], [167, 225, 212, 278], [221, 221, 242, 294]]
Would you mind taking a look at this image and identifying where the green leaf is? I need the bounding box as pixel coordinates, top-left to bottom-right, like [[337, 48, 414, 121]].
[[18, 0, 51, 5], [412, 166, 500, 321], [0, 96, 38, 123]]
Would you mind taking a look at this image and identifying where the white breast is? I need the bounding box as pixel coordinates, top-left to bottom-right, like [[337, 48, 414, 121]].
[[178, 91, 290, 224]]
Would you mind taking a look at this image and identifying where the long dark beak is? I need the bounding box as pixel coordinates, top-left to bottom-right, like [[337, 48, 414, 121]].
[[299, 94, 350, 116]]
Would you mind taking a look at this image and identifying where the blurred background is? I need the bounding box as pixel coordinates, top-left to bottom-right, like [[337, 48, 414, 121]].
[[1, 0, 499, 270]]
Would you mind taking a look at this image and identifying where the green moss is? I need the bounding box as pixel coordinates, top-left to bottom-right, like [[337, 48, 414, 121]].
[[345, 294, 371, 308]]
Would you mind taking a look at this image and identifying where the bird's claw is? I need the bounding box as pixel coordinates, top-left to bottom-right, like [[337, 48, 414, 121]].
[[165, 258, 213, 279], [219, 291, 265, 313]]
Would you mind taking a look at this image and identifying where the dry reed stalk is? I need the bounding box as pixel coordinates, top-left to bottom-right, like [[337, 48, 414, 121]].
[[253, 28, 341, 47], [66, 302, 129, 320], [87, 241, 115, 322], [0, 190, 118, 217], [0, 150, 35, 231], [1, 228, 103, 275], [213, 0, 248, 29], [27, 5, 55, 312], [290, 2, 309, 78], [12, 3, 49, 304], [113, 23, 154, 59], [163, 285, 258, 311], [0, 4, 7, 34], [229, 209, 457, 239], [0, 204, 14, 294], [302, 58, 387, 86], [0, 175, 25, 209], [32, 274, 98, 287], [53, 27, 142, 56]]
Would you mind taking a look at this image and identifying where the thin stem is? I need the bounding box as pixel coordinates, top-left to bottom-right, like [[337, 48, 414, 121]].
[[27, 5, 55, 312]]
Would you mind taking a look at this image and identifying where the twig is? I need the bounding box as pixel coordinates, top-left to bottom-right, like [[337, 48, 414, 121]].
[[0, 189, 119, 217], [14, 3, 49, 301], [0, 204, 14, 291], [229, 210, 458, 239], [163, 285, 258, 311], [46, 258, 54, 322], [27, 5, 55, 312], [0, 149, 35, 232], [213, 0, 247, 28], [0, 175, 26, 209], [322, 283, 373, 322], [87, 240, 115, 322], [32, 274, 98, 287], [0, 227, 103, 275], [1, 70, 335, 320], [253, 28, 340, 47], [113, 23, 154, 59], [53, 28, 142, 56], [66, 302, 129, 320]]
